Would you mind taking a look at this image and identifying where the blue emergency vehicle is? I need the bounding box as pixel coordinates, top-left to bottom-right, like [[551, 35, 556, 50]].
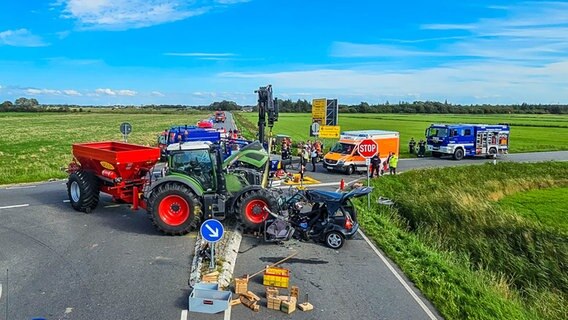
[[425, 124, 510, 160]]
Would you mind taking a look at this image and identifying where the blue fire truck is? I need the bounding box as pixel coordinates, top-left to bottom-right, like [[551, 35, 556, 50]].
[[425, 124, 510, 160]]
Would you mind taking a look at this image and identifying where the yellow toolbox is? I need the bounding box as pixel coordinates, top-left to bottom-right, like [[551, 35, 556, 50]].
[[263, 267, 290, 288]]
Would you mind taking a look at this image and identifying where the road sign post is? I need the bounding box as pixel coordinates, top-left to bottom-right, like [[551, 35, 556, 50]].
[[120, 122, 132, 143], [358, 139, 378, 209], [200, 219, 225, 270]]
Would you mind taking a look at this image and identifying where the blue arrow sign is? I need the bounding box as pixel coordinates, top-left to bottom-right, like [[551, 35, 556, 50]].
[[200, 219, 224, 243]]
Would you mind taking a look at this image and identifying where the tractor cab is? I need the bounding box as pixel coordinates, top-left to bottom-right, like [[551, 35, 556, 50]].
[[167, 141, 218, 192]]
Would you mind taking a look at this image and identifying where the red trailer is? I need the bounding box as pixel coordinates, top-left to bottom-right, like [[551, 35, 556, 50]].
[[67, 141, 161, 213]]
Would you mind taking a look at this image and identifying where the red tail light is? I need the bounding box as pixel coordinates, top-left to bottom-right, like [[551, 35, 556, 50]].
[[345, 217, 353, 230]]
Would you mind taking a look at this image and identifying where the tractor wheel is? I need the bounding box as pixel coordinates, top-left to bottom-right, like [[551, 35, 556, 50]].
[[235, 189, 278, 230], [67, 170, 99, 213], [147, 183, 199, 235], [453, 148, 464, 161]]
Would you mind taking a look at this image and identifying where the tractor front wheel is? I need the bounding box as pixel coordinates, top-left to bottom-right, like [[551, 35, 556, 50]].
[[147, 183, 199, 235], [67, 170, 100, 213], [236, 189, 278, 230]]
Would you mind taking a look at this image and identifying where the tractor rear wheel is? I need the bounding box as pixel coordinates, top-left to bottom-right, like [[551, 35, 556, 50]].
[[147, 183, 199, 235], [67, 170, 100, 213], [235, 189, 277, 230]]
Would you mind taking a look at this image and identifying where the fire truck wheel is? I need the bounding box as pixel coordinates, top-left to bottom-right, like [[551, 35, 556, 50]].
[[453, 148, 464, 161], [486, 148, 497, 159], [235, 189, 278, 230], [67, 170, 100, 213], [148, 183, 199, 235]]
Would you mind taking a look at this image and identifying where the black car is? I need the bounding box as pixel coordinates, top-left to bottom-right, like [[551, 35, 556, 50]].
[[284, 187, 372, 249]]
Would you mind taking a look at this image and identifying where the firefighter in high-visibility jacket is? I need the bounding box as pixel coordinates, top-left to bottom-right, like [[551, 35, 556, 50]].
[[388, 153, 398, 175]]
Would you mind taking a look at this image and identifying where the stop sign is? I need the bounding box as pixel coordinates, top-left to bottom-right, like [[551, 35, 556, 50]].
[[358, 139, 378, 158]]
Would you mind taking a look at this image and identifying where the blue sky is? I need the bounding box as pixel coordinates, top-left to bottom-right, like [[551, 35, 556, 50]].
[[1, 0, 567, 105]]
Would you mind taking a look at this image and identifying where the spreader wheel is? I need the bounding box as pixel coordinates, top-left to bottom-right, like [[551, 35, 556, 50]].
[[67, 170, 100, 213]]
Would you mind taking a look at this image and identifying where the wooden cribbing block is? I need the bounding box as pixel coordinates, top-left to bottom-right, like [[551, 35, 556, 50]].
[[230, 299, 241, 306], [234, 277, 248, 294], [266, 287, 279, 298], [290, 286, 299, 299], [243, 291, 260, 302], [298, 302, 313, 311], [280, 296, 297, 314], [267, 296, 282, 310], [239, 295, 259, 312]]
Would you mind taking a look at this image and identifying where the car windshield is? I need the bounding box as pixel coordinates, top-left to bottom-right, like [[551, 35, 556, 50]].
[[331, 143, 355, 155], [427, 127, 449, 138]]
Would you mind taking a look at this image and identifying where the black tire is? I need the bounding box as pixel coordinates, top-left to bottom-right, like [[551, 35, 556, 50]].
[[432, 152, 442, 158], [453, 148, 464, 161], [486, 148, 497, 159], [325, 231, 345, 249], [67, 170, 99, 213], [235, 189, 278, 230], [147, 183, 200, 235], [345, 165, 355, 175]]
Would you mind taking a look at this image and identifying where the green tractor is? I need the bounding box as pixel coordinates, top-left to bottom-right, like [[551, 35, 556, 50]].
[[146, 140, 278, 235]]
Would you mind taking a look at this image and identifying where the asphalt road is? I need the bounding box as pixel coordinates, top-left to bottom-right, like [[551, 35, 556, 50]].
[[0, 182, 194, 320], [1, 110, 566, 320]]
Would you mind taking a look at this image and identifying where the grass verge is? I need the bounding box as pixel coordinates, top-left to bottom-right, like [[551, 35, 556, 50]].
[[356, 162, 568, 320]]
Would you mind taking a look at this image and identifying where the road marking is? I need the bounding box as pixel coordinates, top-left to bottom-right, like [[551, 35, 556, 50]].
[[358, 229, 438, 320], [0, 204, 30, 210], [180, 309, 187, 320], [63, 200, 70, 203], [5, 185, 36, 189]]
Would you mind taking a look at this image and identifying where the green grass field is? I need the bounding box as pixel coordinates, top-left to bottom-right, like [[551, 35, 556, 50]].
[[357, 162, 568, 320], [0, 111, 210, 185], [498, 186, 568, 232], [237, 112, 568, 157]]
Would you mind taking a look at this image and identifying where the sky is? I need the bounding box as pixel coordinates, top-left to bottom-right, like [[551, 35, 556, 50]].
[[1, 0, 567, 106]]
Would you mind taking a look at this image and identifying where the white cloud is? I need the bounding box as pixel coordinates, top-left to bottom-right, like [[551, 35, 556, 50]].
[[0, 29, 48, 47], [23, 88, 84, 96], [117, 89, 137, 96], [63, 89, 82, 96], [151, 91, 165, 97], [95, 88, 117, 96], [218, 58, 568, 104], [95, 88, 137, 96], [56, 0, 248, 30]]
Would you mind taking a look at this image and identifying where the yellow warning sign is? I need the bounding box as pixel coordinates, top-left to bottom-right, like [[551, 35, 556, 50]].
[[312, 99, 326, 121], [319, 125, 340, 139]]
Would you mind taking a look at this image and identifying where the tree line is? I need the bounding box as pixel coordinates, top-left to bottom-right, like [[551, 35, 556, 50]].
[[2, 97, 567, 114]]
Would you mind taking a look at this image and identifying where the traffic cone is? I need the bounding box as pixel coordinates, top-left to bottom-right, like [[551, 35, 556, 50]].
[[339, 178, 345, 191]]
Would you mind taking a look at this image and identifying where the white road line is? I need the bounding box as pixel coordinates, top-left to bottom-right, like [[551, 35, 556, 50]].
[[63, 200, 70, 203], [0, 283, 2, 299], [180, 309, 187, 320], [0, 204, 30, 210], [5, 185, 36, 190], [358, 229, 438, 320]]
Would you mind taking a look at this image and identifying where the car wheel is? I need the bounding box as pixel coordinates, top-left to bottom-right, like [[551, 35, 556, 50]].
[[325, 231, 345, 249], [345, 165, 354, 175]]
